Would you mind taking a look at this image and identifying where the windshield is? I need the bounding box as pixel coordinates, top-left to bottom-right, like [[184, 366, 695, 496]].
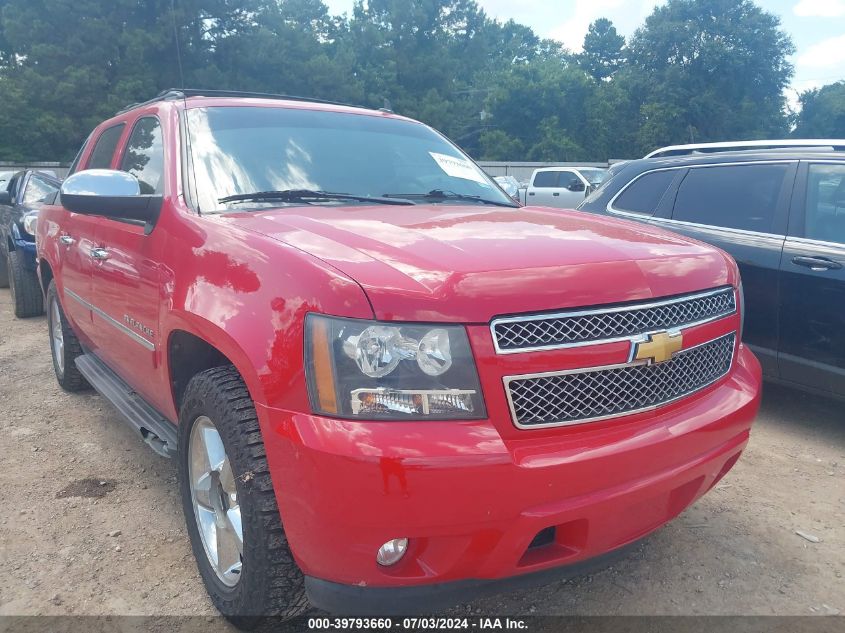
[[578, 168, 608, 185], [186, 106, 514, 212], [494, 176, 519, 195]]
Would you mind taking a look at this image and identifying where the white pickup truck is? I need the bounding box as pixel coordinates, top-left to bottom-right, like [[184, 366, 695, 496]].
[[523, 166, 608, 208]]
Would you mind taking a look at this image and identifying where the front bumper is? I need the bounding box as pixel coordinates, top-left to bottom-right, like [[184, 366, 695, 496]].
[[305, 538, 641, 614], [256, 344, 760, 612]]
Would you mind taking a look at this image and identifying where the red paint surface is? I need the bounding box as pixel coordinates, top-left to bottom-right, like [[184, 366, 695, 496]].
[[37, 96, 761, 590]]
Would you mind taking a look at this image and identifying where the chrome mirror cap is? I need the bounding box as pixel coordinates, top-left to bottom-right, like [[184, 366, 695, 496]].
[[60, 169, 141, 198]]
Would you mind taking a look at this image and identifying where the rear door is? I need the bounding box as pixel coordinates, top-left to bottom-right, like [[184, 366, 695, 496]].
[[527, 170, 560, 206], [778, 161, 845, 396], [655, 161, 797, 377]]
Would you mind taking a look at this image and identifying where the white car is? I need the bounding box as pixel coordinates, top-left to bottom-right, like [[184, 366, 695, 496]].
[[525, 166, 608, 208]]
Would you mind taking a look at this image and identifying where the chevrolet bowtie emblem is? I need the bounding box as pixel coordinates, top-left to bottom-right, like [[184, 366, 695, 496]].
[[633, 331, 683, 364]]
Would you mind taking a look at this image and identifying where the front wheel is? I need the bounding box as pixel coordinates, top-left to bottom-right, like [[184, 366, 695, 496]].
[[177, 366, 307, 628]]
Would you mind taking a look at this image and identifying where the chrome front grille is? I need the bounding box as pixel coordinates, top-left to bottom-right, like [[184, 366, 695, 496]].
[[505, 333, 736, 428], [492, 287, 736, 353]]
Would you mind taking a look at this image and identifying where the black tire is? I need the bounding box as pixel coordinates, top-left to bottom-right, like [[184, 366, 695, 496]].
[[177, 366, 307, 628], [0, 240, 9, 288], [8, 248, 44, 317], [46, 281, 89, 392]]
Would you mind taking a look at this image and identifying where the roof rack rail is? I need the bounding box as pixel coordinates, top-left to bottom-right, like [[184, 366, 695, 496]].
[[645, 139, 845, 159], [116, 89, 364, 115]]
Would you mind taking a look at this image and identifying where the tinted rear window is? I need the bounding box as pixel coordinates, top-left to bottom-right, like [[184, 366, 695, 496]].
[[672, 164, 788, 233], [86, 124, 125, 170], [613, 170, 676, 215], [805, 163, 845, 245], [532, 171, 559, 188]]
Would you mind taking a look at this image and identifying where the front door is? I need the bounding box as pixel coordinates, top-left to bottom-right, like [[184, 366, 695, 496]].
[[56, 124, 127, 338], [556, 171, 587, 208], [88, 115, 168, 412], [778, 161, 845, 396]]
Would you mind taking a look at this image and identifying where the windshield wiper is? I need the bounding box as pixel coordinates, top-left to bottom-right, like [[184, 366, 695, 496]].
[[383, 189, 518, 208], [218, 189, 415, 206]]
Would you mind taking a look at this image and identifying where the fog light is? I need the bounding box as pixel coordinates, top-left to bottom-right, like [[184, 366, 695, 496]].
[[376, 538, 408, 566]]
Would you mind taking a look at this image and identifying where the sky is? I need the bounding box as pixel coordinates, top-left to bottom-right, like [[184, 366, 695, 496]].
[[322, 0, 845, 109]]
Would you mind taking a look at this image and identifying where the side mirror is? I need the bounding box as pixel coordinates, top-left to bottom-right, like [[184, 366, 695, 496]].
[[60, 169, 162, 233], [567, 178, 586, 193], [0, 190, 11, 206], [22, 210, 39, 236]]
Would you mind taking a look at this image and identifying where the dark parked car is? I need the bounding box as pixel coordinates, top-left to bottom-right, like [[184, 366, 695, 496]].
[[0, 170, 61, 317], [578, 149, 845, 400]]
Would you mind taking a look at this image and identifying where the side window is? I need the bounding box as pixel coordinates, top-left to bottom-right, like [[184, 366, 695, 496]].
[[532, 171, 559, 188], [804, 163, 845, 245], [613, 170, 677, 216], [86, 124, 126, 170], [23, 176, 60, 205], [557, 170, 578, 187], [120, 117, 164, 195], [673, 164, 789, 233], [7, 174, 23, 202]]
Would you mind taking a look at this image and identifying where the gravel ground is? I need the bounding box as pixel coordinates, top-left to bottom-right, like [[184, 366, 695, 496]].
[[0, 289, 843, 625]]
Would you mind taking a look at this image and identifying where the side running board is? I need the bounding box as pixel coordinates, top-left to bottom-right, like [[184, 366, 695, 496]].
[[75, 354, 178, 458]]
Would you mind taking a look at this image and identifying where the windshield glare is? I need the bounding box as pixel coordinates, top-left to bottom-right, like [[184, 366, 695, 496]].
[[579, 168, 608, 185], [187, 106, 513, 212]]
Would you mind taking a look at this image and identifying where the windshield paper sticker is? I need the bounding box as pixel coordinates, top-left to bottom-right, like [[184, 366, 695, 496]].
[[429, 152, 488, 184]]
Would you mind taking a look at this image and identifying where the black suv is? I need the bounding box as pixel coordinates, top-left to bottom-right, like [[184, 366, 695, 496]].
[[578, 150, 845, 400]]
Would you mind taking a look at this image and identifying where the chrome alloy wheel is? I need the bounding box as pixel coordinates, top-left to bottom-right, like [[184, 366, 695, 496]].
[[189, 416, 243, 587], [50, 297, 65, 375]]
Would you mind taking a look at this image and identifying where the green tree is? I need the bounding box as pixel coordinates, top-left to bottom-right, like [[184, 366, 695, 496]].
[[527, 117, 585, 161], [794, 82, 845, 138], [0, 0, 804, 163], [0, 0, 269, 160], [580, 18, 625, 80], [478, 129, 525, 160], [628, 0, 794, 153]]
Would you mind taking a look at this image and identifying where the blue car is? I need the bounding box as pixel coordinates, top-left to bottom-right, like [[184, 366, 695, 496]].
[[0, 170, 61, 317]]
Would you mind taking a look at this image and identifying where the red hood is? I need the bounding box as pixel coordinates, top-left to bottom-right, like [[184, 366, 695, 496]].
[[223, 205, 736, 322]]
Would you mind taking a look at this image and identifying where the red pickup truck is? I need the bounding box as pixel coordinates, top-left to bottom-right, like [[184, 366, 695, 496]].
[[36, 90, 761, 624]]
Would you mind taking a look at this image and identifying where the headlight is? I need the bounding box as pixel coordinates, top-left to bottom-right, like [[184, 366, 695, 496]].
[[305, 314, 486, 420], [22, 211, 39, 236]]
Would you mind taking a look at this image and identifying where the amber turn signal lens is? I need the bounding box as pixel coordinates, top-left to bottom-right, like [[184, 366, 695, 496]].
[[309, 316, 339, 414]]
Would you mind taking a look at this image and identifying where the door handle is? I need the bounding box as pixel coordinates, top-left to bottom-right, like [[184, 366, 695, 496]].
[[90, 248, 110, 261], [59, 235, 75, 246], [552, 192, 560, 196], [792, 255, 842, 271], [528, 192, 535, 196]]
